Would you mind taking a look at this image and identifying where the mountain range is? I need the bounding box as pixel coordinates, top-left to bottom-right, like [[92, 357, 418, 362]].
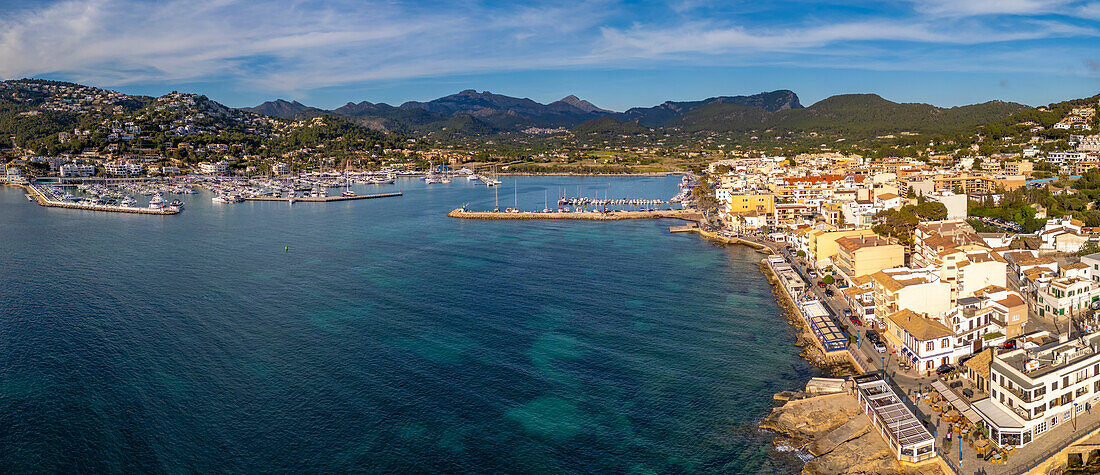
[[242, 89, 806, 134], [242, 89, 1029, 140]]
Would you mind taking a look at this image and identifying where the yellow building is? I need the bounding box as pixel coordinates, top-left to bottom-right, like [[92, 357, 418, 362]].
[[807, 229, 877, 265], [727, 193, 775, 215], [835, 235, 905, 279]]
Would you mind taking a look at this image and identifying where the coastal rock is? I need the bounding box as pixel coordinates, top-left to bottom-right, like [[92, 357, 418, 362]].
[[760, 393, 861, 444], [763, 392, 945, 475]]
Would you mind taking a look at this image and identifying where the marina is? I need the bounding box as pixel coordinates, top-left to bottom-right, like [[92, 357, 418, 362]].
[[22, 184, 180, 215]]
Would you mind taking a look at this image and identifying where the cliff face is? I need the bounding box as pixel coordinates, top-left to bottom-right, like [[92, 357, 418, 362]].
[[761, 393, 944, 475]]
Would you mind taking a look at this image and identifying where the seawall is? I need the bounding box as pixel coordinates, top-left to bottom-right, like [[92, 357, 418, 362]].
[[447, 208, 704, 221]]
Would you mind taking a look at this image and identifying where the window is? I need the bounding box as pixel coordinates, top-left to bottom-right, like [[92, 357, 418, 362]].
[[926, 341, 934, 351], [1036, 421, 1048, 435], [941, 339, 949, 349]]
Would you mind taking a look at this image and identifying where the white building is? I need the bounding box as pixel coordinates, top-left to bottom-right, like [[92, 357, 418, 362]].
[[199, 161, 229, 175], [103, 162, 142, 177], [59, 163, 96, 177], [978, 331, 1100, 448], [1036, 276, 1098, 319], [926, 191, 968, 221]]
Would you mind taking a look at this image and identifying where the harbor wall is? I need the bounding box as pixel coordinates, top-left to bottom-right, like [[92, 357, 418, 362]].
[[447, 208, 703, 221]]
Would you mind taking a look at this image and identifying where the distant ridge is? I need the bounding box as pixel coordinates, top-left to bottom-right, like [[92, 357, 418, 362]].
[[239, 89, 807, 133], [241, 99, 325, 119]]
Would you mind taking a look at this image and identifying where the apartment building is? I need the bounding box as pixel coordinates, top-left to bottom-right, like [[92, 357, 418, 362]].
[[871, 267, 952, 326], [835, 235, 905, 282], [978, 332, 1100, 449], [884, 309, 964, 373]]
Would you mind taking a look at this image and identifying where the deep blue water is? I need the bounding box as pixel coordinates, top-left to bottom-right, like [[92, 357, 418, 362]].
[[0, 176, 814, 473]]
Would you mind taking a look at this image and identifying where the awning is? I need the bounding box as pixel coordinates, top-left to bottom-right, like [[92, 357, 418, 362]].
[[972, 398, 1025, 429], [962, 408, 982, 424], [932, 381, 959, 403], [951, 398, 970, 413]]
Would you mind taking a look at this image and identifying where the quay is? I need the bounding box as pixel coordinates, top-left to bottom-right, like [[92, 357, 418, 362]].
[[21, 184, 179, 215], [245, 192, 403, 202], [448, 208, 703, 221]]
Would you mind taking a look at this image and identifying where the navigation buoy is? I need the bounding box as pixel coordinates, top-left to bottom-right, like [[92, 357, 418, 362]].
[[284, 246, 289, 253]]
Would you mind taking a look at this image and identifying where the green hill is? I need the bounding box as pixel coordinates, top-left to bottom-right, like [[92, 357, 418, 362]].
[[668, 93, 1029, 138], [571, 117, 649, 135]]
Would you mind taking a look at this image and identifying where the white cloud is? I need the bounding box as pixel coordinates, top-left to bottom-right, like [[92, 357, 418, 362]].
[[0, 0, 1097, 97], [0, 0, 613, 92], [596, 18, 1095, 58], [908, 0, 1075, 16]]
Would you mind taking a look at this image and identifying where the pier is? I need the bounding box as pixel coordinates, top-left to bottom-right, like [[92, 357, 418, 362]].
[[22, 184, 180, 215], [448, 208, 703, 221], [245, 192, 403, 202]]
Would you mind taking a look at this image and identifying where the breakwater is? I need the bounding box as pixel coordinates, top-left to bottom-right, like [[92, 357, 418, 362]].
[[447, 208, 703, 221], [244, 192, 403, 202]]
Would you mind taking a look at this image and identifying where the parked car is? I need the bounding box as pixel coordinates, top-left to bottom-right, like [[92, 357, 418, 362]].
[[817, 281, 827, 288], [849, 315, 861, 326], [824, 289, 834, 296], [936, 364, 956, 376], [872, 340, 887, 353], [842, 308, 852, 317], [865, 329, 879, 341]]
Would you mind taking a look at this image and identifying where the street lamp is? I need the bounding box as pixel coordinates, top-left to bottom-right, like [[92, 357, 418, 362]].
[[882, 353, 887, 382]]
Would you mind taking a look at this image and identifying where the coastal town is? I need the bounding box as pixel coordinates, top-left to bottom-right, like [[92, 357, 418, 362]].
[[676, 120, 1100, 473]]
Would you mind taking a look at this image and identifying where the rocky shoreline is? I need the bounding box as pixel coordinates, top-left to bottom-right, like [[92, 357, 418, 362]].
[[755, 262, 948, 474], [757, 262, 856, 377], [760, 391, 943, 474]]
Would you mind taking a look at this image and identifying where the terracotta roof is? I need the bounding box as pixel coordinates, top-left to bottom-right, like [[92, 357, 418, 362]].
[[836, 234, 898, 252], [886, 309, 954, 341], [996, 295, 1025, 308], [877, 192, 900, 200], [871, 271, 904, 292], [964, 349, 993, 377], [851, 274, 874, 286], [1065, 262, 1089, 270]]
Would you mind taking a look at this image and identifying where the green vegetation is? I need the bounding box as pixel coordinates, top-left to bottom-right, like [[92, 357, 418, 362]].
[[872, 201, 947, 245]]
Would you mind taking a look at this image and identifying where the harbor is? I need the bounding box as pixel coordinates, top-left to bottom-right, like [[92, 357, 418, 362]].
[[22, 184, 180, 215]]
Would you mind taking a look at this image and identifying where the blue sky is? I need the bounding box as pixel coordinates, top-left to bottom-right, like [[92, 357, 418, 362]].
[[2, 0, 1100, 110]]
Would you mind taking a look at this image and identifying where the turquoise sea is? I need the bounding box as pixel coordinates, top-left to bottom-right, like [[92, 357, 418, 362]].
[[0, 176, 814, 473]]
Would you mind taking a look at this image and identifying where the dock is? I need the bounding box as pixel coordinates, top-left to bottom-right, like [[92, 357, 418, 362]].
[[448, 208, 703, 221], [22, 184, 180, 215], [245, 192, 403, 202]]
